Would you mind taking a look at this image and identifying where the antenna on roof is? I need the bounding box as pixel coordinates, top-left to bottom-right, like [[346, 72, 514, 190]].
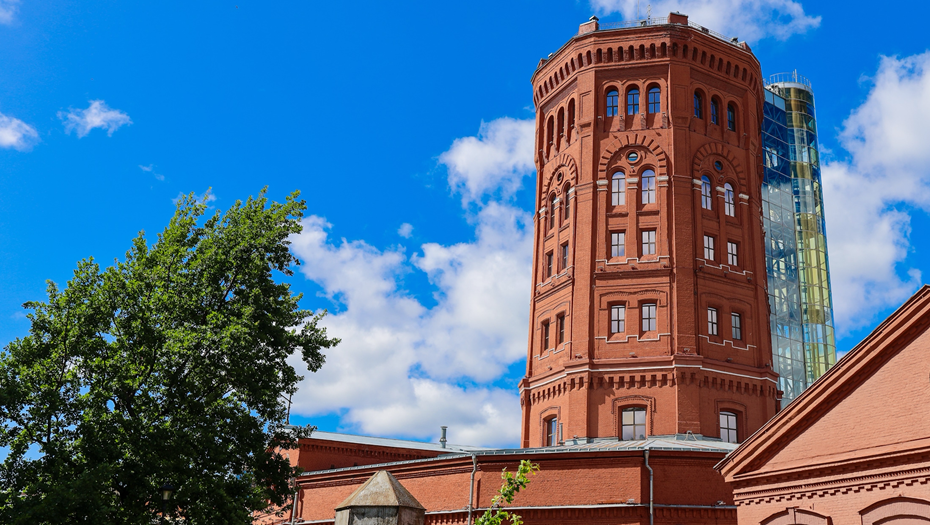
[[635, 0, 640, 19], [647, 3, 652, 21]]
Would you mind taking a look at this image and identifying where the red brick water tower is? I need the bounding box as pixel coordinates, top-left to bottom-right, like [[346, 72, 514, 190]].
[[520, 12, 779, 448]]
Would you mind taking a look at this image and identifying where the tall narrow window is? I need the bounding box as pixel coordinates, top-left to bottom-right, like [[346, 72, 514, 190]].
[[542, 321, 550, 350], [648, 86, 661, 113], [727, 104, 736, 131], [621, 407, 647, 440], [641, 169, 656, 204], [545, 416, 558, 446], [720, 412, 737, 443], [731, 312, 742, 340], [703, 235, 715, 261], [693, 92, 703, 119], [563, 187, 571, 221], [727, 241, 738, 266], [641, 303, 657, 332], [627, 88, 640, 115], [561, 243, 569, 269], [701, 176, 712, 210], [708, 307, 718, 336], [724, 183, 735, 217], [611, 305, 626, 333], [549, 195, 557, 230], [641, 230, 656, 256], [557, 314, 566, 344], [611, 172, 626, 206], [711, 99, 720, 125], [546, 252, 553, 278], [606, 89, 619, 117], [611, 232, 625, 258]]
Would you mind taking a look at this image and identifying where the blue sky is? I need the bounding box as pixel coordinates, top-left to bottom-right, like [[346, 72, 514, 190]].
[[2, 0, 929, 447]]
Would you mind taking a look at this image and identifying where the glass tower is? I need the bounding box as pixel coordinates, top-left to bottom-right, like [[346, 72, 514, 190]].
[[761, 72, 837, 404]]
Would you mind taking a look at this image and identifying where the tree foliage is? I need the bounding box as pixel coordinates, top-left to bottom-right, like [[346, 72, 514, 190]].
[[0, 189, 339, 524], [474, 460, 539, 525]]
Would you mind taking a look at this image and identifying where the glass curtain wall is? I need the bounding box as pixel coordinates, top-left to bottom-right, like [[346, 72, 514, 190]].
[[762, 73, 837, 404]]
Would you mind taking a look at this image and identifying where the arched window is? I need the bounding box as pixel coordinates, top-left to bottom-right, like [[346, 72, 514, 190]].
[[727, 104, 736, 131], [621, 407, 647, 440], [693, 92, 703, 119], [611, 172, 625, 206], [545, 116, 554, 158], [720, 412, 737, 443], [556, 108, 565, 150], [549, 194, 557, 230], [641, 169, 656, 204], [606, 89, 619, 117], [701, 176, 712, 210], [627, 88, 640, 115], [710, 98, 720, 125], [647, 86, 661, 113], [567, 99, 576, 143], [562, 185, 571, 223], [545, 416, 559, 446], [724, 183, 735, 216]]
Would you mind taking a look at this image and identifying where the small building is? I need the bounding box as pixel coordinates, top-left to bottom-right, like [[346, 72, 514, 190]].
[[717, 285, 930, 525]]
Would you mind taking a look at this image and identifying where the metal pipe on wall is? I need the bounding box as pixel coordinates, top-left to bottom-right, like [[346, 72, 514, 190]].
[[644, 449, 654, 525]]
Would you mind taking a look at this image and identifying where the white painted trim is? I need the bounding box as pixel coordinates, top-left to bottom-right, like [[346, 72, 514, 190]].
[[522, 363, 777, 391]]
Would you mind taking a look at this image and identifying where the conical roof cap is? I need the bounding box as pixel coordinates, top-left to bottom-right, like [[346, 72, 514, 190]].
[[335, 471, 426, 511]]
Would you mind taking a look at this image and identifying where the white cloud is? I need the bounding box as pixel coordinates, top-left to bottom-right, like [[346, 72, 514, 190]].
[[589, 0, 820, 42], [59, 100, 132, 138], [140, 164, 165, 181], [0, 111, 38, 151], [288, 117, 535, 447], [440, 117, 535, 206], [822, 52, 930, 333], [397, 223, 414, 238], [0, 0, 19, 25]]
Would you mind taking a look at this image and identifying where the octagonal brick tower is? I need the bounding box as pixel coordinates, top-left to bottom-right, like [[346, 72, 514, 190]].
[[520, 13, 779, 448]]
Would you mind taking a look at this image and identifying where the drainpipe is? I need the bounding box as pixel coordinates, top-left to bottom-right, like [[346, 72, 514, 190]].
[[290, 477, 300, 525], [467, 454, 477, 525], [644, 450, 654, 525]]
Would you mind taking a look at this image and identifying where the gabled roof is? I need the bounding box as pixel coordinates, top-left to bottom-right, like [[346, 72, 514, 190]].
[[335, 470, 425, 510], [716, 285, 930, 480]]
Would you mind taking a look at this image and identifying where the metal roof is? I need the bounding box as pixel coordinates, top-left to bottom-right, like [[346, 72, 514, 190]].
[[306, 431, 493, 454]]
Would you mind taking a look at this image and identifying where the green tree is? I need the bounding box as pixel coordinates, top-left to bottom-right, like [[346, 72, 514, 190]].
[[0, 190, 338, 524], [475, 460, 540, 525]]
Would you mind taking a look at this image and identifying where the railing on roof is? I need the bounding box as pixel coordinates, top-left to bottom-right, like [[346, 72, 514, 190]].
[[597, 17, 741, 46], [767, 70, 813, 90]]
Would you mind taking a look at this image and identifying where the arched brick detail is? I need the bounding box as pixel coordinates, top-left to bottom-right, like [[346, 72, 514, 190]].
[[543, 152, 580, 197], [611, 395, 657, 436], [861, 497, 930, 525], [598, 133, 669, 178], [691, 142, 745, 184], [762, 508, 832, 525]]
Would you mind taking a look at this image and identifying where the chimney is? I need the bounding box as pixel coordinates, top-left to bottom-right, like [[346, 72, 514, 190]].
[[669, 11, 688, 25], [440, 426, 447, 449], [578, 15, 599, 35]]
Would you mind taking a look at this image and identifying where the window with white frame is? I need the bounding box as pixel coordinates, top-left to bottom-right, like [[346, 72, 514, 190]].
[[611, 232, 625, 258], [563, 186, 571, 222], [708, 307, 718, 336], [703, 235, 715, 261], [622, 407, 647, 440], [731, 312, 742, 340], [701, 176, 712, 210], [549, 194, 557, 230], [641, 169, 656, 204], [727, 241, 738, 266], [611, 172, 626, 206], [545, 416, 559, 446], [561, 243, 569, 270], [724, 183, 735, 217], [641, 304, 657, 332], [557, 314, 566, 344], [610, 305, 625, 334], [720, 411, 737, 443], [642, 230, 656, 256], [542, 320, 550, 350]]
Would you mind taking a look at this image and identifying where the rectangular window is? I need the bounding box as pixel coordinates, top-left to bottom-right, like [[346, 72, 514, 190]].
[[611, 232, 625, 258], [727, 106, 736, 131], [546, 417, 558, 446], [641, 171, 656, 204], [557, 314, 565, 344], [708, 307, 718, 336], [611, 174, 626, 206], [642, 230, 656, 256], [561, 243, 569, 269], [648, 88, 661, 114], [720, 412, 738, 444], [711, 100, 719, 125], [641, 304, 657, 332], [627, 90, 640, 115], [607, 91, 619, 117], [542, 321, 550, 350], [622, 408, 647, 440], [731, 312, 742, 340], [727, 242, 738, 266], [610, 305, 625, 334], [703, 235, 715, 260], [546, 252, 553, 278]]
